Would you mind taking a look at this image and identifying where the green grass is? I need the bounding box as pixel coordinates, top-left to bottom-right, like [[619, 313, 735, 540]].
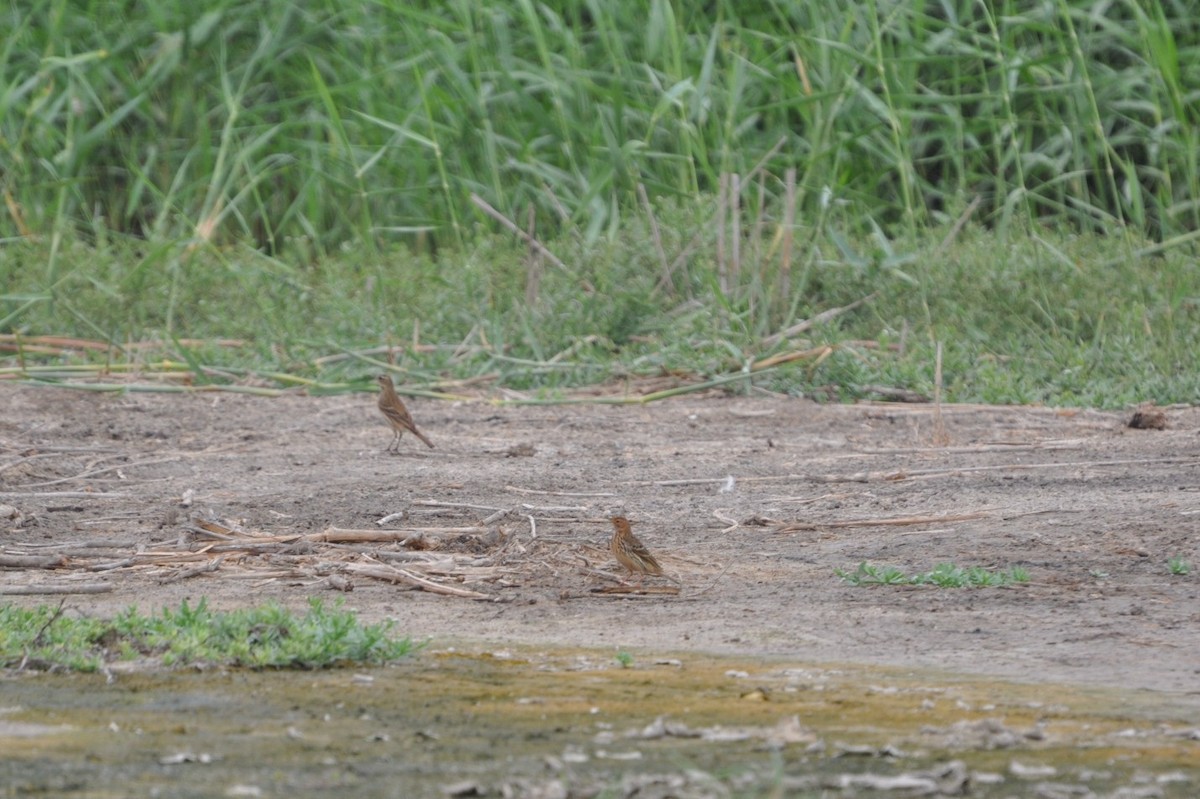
[[0, 598, 416, 672], [1168, 557, 1191, 576], [3, 1, 1198, 408], [835, 561, 1031, 588], [1, 0, 1197, 253], [3, 222, 1197, 408]]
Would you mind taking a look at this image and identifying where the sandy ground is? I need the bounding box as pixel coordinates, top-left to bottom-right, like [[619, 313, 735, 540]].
[[1, 383, 1197, 701]]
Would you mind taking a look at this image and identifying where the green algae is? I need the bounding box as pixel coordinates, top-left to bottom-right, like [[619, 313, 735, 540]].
[[1, 648, 1196, 798]]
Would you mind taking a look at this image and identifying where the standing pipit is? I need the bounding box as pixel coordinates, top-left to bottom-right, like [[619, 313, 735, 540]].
[[375, 374, 434, 452], [609, 515, 666, 586]]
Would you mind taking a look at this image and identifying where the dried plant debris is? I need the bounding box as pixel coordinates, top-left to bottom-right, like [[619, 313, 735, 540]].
[[1127, 404, 1168, 430]]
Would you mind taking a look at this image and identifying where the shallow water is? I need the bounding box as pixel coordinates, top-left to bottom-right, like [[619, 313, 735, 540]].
[[2, 648, 1196, 798]]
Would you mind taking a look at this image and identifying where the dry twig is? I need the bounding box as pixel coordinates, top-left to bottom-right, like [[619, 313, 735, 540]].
[[0, 583, 114, 595], [775, 511, 991, 533]]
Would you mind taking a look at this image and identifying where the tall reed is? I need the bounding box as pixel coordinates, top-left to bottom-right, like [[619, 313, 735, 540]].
[[1, 0, 1196, 256]]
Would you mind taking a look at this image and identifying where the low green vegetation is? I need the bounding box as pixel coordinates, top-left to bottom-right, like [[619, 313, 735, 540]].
[[0, 598, 416, 673], [2, 2, 1197, 408], [836, 562, 1031, 588], [1168, 557, 1191, 576], [4, 224, 1198, 408]]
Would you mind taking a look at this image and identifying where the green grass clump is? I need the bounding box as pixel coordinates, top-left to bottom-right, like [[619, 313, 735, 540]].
[[836, 562, 1030, 588], [0, 598, 416, 672], [1167, 557, 1191, 576]]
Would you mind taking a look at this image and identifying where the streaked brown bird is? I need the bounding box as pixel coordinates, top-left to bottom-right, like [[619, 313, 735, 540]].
[[375, 374, 434, 451], [609, 515, 665, 586]]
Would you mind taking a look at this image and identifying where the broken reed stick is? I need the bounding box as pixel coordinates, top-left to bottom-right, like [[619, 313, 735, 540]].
[[650, 452, 1189, 488], [744, 135, 789, 186], [157, 558, 225, 584], [0, 583, 114, 595], [541, 181, 572, 225], [0, 334, 246, 353], [519, 503, 587, 513], [858, 384, 931, 403], [814, 455, 1200, 483], [931, 341, 949, 446], [409, 499, 516, 526], [480, 507, 510, 525], [712, 509, 740, 532], [752, 345, 834, 371], [0, 452, 86, 479], [761, 292, 879, 349], [0, 554, 66, 569], [0, 491, 130, 499], [368, 551, 468, 565], [775, 511, 990, 532], [13, 456, 182, 489], [851, 440, 1085, 455], [647, 474, 805, 487], [312, 526, 488, 542], [187, 525, 492, 547], [645, 454, 1195, 491], [490, 369, 776, 406], [411, 500, 506, 512], [505, 486, 616, 497], [594, 584, 680, 597], [342, 561, 491, 599], [935, 194, 982, 254], [469, 193, 568, 274]]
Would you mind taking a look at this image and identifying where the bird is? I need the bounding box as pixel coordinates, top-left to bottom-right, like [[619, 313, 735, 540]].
[[609, 515, 666, 586], [375, 374, 434, 451]]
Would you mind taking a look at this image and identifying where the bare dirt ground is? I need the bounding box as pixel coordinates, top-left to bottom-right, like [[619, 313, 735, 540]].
[[2, 384, 1197, 700]]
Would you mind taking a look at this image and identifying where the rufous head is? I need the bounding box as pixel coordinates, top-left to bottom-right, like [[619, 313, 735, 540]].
[[610, 516, 631, 533]]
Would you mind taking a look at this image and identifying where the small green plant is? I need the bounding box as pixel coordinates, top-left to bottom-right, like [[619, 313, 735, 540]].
[[836, 562, 1029, 588], [835, 562, 911, 586], [615, 651, 634, 668], [1168, 557, 1191, 576], [0, 598, 416, 673]]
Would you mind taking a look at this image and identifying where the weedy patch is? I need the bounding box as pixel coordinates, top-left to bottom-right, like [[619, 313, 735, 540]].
[[835, 562, 1030, 588], [0, 597, 416, 672]]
